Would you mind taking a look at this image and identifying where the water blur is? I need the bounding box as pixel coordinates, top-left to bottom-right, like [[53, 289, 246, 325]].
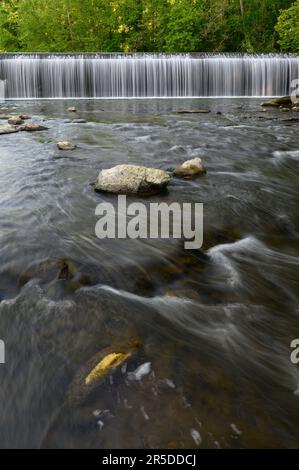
[[0, 54, 299, 98], [0, 98, 299, 448]]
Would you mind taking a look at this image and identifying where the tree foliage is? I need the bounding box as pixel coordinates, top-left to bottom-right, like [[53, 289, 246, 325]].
[[276, 0, 299, 52], [0, 0, 297, 53]]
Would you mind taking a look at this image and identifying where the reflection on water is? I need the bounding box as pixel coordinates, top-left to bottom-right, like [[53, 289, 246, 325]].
[[0, 99, 299, 448]]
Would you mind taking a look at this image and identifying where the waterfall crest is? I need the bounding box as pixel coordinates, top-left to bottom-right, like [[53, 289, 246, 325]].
[[0, 54, 298, 99]]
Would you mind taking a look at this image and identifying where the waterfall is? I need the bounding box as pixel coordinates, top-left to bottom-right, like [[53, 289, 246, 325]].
[[0, 53, 298, 99]]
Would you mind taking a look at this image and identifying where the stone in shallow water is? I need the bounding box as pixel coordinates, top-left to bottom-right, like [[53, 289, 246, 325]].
[[73, 118, 87, 123], [19, 114, 31, 120], [174, 157, 206, 179], [0, 124, 18, 135], [68, 107, 77, 112], [19, 123, 48, 132], [261, 96, 292, 108], [95, 164, 171, 195], [57, 141, 76, 150], [0, 114, 11, 120], [177, 109, 210, 114], [8, 117, 24, 125]]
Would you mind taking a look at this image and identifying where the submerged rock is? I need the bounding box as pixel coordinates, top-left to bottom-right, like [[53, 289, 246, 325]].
[[19, 123, 48, 132], [174, 157, 206, 179], [73, 118, 87, 123], [0, 124, 18, 135], [177, 109, 210, 114], [57, 141, 76, 150], [95, 164, 171, 195], [67, 338, 142, 404], [68, 107, 77, 113], [261, 96, 292, 108]]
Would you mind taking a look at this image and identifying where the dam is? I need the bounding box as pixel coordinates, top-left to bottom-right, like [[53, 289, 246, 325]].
[[0, 53, 298, 99]]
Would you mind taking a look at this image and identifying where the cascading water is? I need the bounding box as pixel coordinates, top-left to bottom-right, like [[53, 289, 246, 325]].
[[0, 53, 298, 99]]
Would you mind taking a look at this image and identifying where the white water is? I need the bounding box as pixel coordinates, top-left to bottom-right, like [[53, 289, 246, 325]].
[[0, 54, 298, 99]]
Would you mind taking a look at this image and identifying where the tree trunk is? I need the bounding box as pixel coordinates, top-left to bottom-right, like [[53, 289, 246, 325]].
[[240, 0, 245, 15]]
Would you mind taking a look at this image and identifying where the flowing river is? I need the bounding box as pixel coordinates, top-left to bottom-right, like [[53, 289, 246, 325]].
[[0, 98, 298, 448]]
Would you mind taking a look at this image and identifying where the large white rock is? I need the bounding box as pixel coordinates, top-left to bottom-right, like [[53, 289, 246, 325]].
[[174, 157, 206, 179], [95, 164, 171, 195]]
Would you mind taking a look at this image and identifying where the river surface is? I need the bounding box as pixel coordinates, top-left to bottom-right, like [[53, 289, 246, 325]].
[[0, 99, 298, 448]]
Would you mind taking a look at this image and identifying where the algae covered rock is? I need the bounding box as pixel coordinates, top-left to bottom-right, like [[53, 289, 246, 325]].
[[261, 96, 292, 108]]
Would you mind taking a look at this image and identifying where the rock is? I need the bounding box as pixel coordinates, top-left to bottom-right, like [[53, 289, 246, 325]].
[[19, 114, 30, 120], [164, 289, 200, 301], [57, 141, 76, 150], [280, 107, 290, 112], [293, 107, 299, 112], [177, 109, 210, 114], [261, 96, 292, 108], [173, 157, 206, 179], [68, 107, 77, 112], [0, 114, 11, 120], [19, 123, 48, 132], [95, 164, 171, 195], [8, 117, 24, 125], [0, 124, 18, 135], [73, 118, 87, 123]]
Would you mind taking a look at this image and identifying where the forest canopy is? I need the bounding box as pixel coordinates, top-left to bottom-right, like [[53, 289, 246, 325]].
[[0, 0, 298, 53]]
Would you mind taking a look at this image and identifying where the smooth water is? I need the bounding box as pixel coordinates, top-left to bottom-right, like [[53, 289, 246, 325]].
[[1, 54, 299, 98], [0, 98, 299, 448]]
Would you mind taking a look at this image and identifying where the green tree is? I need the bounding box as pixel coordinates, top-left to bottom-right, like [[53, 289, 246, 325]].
[[164, 0, 204, 52], [0, 0, 297, 53], [276, 0, 299, 52], [0, 0, 21, 51]]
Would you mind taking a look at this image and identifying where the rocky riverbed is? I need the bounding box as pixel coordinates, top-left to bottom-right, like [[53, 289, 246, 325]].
[[0, 98, 298, 449]]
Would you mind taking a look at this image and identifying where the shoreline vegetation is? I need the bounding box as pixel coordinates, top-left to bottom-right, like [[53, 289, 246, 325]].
[[0, 0, 298, 55]]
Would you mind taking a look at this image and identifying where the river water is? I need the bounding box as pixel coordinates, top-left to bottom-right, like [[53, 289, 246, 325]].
[[0, 98, 298, 448]]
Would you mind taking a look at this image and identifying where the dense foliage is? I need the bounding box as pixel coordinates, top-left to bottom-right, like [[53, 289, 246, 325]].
[[0, 0, 297, 53], [275, 0, 299, 52]]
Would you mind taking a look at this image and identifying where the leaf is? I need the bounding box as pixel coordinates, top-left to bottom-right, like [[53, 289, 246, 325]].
[[84, 352, 132, 385]]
